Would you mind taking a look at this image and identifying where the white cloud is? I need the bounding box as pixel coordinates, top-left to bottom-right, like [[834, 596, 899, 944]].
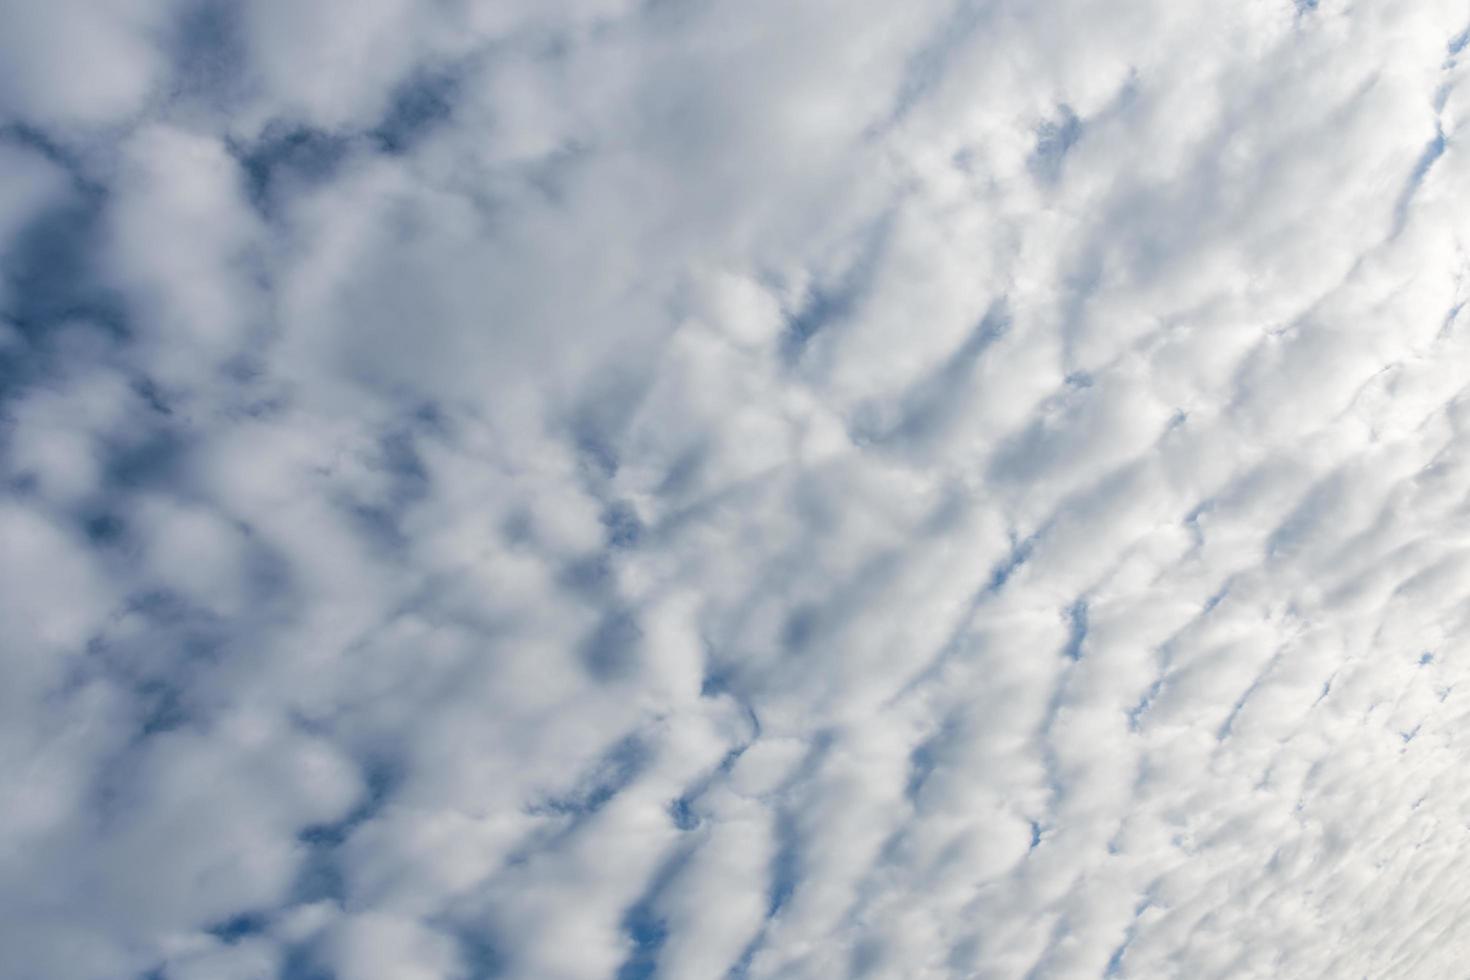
[[0, 0, 176, 127], [104, 124, 266, 389], [4, 1, 1470, 978]]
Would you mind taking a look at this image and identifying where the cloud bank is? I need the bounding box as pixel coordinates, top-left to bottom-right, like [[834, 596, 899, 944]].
[[4, 1, 1470, 978]]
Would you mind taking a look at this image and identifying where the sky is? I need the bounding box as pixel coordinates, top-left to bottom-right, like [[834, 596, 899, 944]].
[[2, 1, 1470, 978]]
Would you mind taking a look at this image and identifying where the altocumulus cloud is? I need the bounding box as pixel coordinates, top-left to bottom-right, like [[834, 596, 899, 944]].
[[3, 1, 1470, 978]]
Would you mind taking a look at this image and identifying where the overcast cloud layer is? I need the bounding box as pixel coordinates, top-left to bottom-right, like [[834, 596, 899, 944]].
[[4, 2, 1470, 978]]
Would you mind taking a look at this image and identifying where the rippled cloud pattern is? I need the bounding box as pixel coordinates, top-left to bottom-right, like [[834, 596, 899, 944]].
[[4, 2, 1470, 978]]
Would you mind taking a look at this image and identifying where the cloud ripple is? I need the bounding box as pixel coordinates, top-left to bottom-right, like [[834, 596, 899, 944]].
[[3, 2, 1470, 978]]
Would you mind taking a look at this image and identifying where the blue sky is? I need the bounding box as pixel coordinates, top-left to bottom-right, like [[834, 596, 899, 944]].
[[3, 1, 1470, 978]]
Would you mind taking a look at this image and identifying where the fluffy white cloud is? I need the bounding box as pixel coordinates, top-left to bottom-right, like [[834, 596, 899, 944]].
[[4, 1, 1470, 978], [0, 0, 179, 127]]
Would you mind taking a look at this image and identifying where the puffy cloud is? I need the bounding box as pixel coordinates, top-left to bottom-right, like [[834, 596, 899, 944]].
[[103, 124, 267, 388], [4, 1, 1470, 979], [0, 0, 178, 127]]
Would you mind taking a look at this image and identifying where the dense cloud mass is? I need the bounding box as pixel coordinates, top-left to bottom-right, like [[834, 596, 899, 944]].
[[4, 1, 1470, 978]]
